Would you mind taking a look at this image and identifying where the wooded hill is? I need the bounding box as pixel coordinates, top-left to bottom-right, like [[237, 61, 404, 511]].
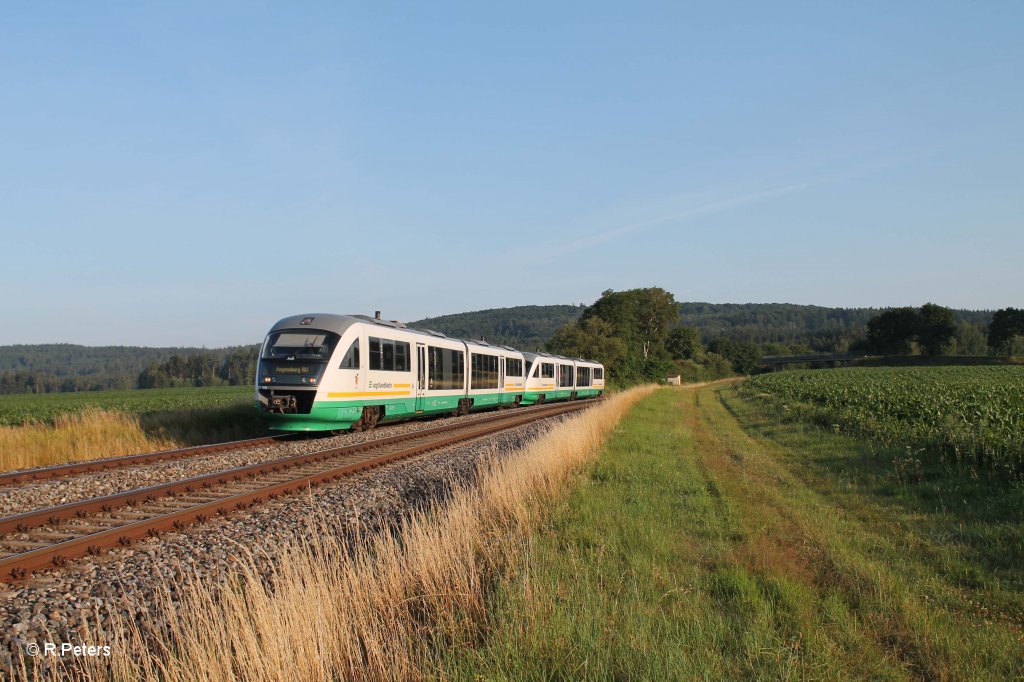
[[0, 302, 1001, 394], [679, 303, 993, 351], [0, 344, 257, 394], [409, 305, 586, 351]]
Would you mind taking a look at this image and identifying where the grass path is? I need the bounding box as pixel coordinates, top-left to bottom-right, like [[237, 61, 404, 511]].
[[437, 386, 1024, 680]]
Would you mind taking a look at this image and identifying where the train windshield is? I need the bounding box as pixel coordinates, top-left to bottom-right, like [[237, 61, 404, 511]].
[[262, 330, 340, 361]]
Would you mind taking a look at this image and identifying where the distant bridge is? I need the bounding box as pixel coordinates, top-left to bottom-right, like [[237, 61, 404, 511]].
[[760, 354, 868, 369]]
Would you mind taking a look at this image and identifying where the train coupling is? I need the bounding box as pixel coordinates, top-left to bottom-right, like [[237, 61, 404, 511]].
[[266, 393, 298, 414]]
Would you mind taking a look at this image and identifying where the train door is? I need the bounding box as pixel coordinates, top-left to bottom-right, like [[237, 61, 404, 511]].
[[499, 356, 505, 402], [415, 343, 426, 412]]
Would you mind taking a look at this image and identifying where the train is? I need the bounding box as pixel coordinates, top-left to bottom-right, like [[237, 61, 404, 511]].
[[255, 313, 606, 432]]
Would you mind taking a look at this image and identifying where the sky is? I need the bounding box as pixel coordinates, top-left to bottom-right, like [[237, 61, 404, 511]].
[[1, 2, 1022, 346]]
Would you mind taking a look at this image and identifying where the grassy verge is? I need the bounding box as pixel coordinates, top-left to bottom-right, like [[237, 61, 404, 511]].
[[437, 386, 1024, 680], [0, 402, 267, 473]]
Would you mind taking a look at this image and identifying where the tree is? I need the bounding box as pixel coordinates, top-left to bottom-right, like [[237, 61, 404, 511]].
[[707, 338, 762, 374], [866, 308, 919, 355], [988, 307, 1024, 354], [569, 287, 680, 382], [954, 321, 988, 356], [917, 303, 957, 356], [546, 316, 628, 373], [666, 327, 703, 361], [219, 347, 259, 385]]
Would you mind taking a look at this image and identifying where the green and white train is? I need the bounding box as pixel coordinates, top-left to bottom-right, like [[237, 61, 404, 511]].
[[257, 313, 606, 432]]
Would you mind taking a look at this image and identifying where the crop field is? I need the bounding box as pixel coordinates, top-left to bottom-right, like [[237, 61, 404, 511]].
[[0, 386, 254, 426], [744, 366, 1024, 475]]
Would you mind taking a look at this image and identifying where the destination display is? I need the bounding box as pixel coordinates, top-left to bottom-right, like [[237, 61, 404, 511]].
[[259, 361, 327, 385], [268, 364, 314, 375]]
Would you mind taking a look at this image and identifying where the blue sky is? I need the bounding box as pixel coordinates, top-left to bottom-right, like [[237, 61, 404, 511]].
[[2, 2, 1021, 346]]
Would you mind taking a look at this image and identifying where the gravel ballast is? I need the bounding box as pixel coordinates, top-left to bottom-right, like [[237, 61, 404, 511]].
[[0, 416, 567, 673]]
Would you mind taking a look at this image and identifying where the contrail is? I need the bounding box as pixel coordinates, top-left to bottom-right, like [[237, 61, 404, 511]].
[[546, 178, 829, 258]]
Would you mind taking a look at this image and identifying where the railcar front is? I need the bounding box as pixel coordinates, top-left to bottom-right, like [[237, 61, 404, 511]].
[[256, 314, 365, 431], [521, 352, 558, 405]]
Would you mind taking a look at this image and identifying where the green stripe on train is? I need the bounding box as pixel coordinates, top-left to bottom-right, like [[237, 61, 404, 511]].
[[265, 391, 522, 432]]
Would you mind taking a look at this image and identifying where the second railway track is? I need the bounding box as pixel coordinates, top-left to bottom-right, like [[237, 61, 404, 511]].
[[0, 399, 594, 581], [0, 435, 288, 487]]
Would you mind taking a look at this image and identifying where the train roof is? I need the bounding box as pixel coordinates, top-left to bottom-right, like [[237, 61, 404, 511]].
[[268, 313, 458, 342], [522, 350, 602, 365], [267, 314, 524, 354]]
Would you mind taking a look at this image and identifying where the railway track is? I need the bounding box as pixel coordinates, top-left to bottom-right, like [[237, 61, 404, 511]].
[[0, 400, 593, 581], [0, 435, 288, 487]]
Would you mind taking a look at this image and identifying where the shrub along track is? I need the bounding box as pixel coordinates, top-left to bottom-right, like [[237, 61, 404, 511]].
[[0, 400, 594, 581]]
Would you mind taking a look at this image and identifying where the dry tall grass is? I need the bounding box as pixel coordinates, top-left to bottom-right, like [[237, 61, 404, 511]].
[[16, 387, 655, 682], [0, 405, 266, 474], [0, 410, 180, 473]]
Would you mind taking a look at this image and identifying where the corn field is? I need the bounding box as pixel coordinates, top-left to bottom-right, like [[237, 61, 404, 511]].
[[744, 366, 1024, 475]]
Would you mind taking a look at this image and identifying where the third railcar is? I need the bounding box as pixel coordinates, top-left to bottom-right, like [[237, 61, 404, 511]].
[[256, 313, 604, 432]]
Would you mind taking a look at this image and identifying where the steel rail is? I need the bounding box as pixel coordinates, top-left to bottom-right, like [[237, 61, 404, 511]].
[[0, 400, 593, 580], [0, 436, 287, 487], [0, 402, 580, 535]]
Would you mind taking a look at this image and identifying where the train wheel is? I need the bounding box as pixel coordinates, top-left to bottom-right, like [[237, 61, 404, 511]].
[[361, 406, 381, 430]]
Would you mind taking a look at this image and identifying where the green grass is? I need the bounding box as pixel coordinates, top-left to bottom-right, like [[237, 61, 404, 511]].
[[434, 387, 1024, 680], [0, 385, 254, 426]]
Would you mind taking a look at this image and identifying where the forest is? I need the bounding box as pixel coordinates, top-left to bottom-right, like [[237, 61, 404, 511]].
[[0, 345, 259, 394]]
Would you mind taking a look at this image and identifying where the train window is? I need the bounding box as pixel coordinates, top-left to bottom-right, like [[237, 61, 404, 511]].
[[471, 353, 499, 389], [559, 364, 574, 387], [369, 338, 382, 370], [505, 358, 522, 378], [454, 350, 465, 387], [428, 347, 442, 389], [594, 367, 604, 380], [339, 338, 360, 369], [577, 367, 592, 386], [541, 363, 554, 379], [263, 330, 339, 361], [428, 347, 465, 390], [369, 337, 410, 371]]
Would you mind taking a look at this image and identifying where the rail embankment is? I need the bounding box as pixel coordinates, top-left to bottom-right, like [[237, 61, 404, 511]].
[[13, 387, 652, 681]]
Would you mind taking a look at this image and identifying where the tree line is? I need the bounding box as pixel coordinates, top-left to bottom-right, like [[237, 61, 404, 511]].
[[863, 305, 1023, 356], [2, 300, 1021, 394], [0, 346, 259, 394], [135, 347, 259, 389], [547, 289, 1024, 386]]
